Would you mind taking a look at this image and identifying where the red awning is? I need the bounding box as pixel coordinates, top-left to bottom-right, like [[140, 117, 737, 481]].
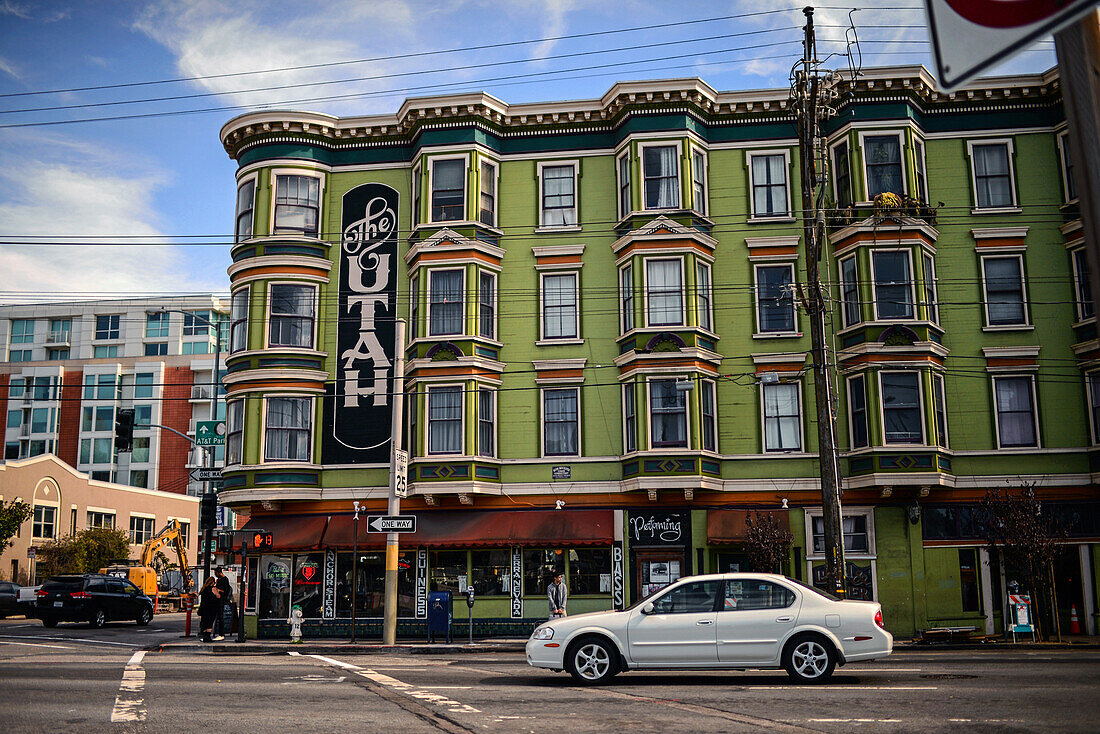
[[322, 509, 615, 549], [240, 515, 330, 552], [707, 509, 790, 544]]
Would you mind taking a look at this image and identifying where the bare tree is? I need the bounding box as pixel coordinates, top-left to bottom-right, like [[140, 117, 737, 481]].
[[744, 511, 794, 575]]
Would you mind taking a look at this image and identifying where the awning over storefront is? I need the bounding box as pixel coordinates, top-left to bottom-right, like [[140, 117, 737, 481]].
[[706, 509, 790, 544], [246, 509, 615, 552]]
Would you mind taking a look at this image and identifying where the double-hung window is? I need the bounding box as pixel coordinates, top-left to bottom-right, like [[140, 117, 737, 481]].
[[429, 270, 463, 336], [623, 384, 637, 453], [230, 288, 249, 353], [543, 388, 579, 456], [428, 386, 462, 454], [848, 375, 869, 448], [268, 284, 315, 348], [1088, 373, 1100, 444], [922, 253, 939, 323], [812, 514, 870, 554], [646, 259, 683, 327], [539, 163, 577, 227], [95, 315, 120, 340], [409, 276, 419, 340], [32, 505, 56, 539], [618, 153, 632, 218], [840, 255, 860, 327], [872, 250, 914, 320], [1059, 132, 1076, 203], [993, 376, 1038, 448], [881, 372, 923, 444], [479, 161, 496, 227], [642, 145, 679, 210], [755, 264, 795, 333], [226, 399, 244, 465], [145, 312, 169, 338], [691, 150, 707, 214], [833, 141, 852, 207], [412, 165, 421, 229], [863, 135, 903, 198], [479, 271, 496, 339], [1073, 249, 1094, 321], [981, 255, 1027, 326], [620, 264, 634, 333], [478, 388, 494, 458], [762, 382, 801, 452], [913, 140, 928, 202], [129, 516, 155, 544], [696, 262, 713, 332], [431, 159, 465, 222], [264, 397, 311, 462], [235, 178, 255, 242], [701, 380, 717, 452], [649, 379, 687, 448], [749, 152, 789, 218], [970, 142, 1015, 209], [273, 174, 320, 236], [932, 373, 948, 448], [541, 272, 578, 340]]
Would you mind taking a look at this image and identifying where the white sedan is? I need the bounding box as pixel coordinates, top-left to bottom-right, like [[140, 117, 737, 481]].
[[526, 573, 892, 684]]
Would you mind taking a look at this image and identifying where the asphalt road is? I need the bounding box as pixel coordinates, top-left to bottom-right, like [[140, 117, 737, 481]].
[[0, 616, 1097, 733]]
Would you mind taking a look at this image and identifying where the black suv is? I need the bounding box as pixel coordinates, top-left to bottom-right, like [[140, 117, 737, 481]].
[[0, 581, 23, 617], [34, 574, 154, 628]]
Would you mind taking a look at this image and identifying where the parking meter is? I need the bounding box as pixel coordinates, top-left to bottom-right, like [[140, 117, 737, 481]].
[[466, 587, 475, 608], [466, 587, 475, 644]]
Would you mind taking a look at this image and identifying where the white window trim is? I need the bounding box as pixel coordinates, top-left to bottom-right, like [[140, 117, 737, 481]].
[[1057, 131, 1078, 206], [616, 150, 633, 220], [622, 381, 637, 454], [229, 284, 250, 356], [235, 172, 258, 244], [830, 138, 853, 207], [912, 137, 929, 203], [932, 372, 949, 449], [645, 376, 691, 451], [643, 256, 686, 328], [638, 140, 683, 211], [260, 394, 315, 464], [409, 274, 420, 341], [753, 261, 799, 336], [1086, 371, 1100, 446], [966, 138, 1021, 213], [411, 163, 422, 229], [540, 385, 581, 458], [922, 252, 939, 325], [268, 168, 325, 238], [869, 248, 917, 322], [225, 398, 245, 468], [690, 145, 708, 216], [838, 254, 861, 328], [427, 154, 470, 225], [477, 386, 496, 458], [478, 270, 498, 341], [619, 263, 634, 335], [427, 267, 466, 338], [746, 148, 794, 221], [700, 377, 718, 453], [426, 383, 465, 456], [857, 130, 907, 204], [991, 374, 1040, 450], [846, 373, 869, 449], [804, 507, 877, 560], [536, 159, 581, 232], [877, 370, 927, 447], [979, 253, 1030, 329], [1070, 247, 1094, 324], [760, 380, 804, 453], [539, 270, 580, 342], [695, 260, 715, 334], [478, 158, 499, 228], [264, 281, 319, 350]]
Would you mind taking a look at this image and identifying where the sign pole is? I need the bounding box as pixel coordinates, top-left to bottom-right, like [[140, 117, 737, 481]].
[[383, 319, 407, 645], [351, 504, 359, 644], [237, 539, 248, 643]]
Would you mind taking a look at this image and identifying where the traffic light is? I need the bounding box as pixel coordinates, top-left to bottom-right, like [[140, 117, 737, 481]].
[[200, 493, 218, 531], [114, 408, 135, 453], [251, 532, 273, 550]]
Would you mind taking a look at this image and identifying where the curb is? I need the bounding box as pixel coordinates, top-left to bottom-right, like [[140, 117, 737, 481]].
[[152, 640, 528, 655]]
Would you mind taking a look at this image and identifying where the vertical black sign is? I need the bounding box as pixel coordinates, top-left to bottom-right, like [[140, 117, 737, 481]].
[[322, 550, 336, 619], [510, 546, 523, 618], [611, 541, 625, 610], [323, 183, 399, 464], [415, 547, 428, 619]]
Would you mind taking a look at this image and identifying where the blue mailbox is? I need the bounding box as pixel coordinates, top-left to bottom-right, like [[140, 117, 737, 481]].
[[427, 590, 453, 643]]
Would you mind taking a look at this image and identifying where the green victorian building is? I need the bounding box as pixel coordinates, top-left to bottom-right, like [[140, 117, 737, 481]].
[[217, 63, 1099, 640]]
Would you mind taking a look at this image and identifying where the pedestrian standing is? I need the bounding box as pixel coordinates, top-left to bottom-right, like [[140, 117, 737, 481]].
[[213, 567, 234, 640], [547, 572, 568, 619], [198, 577, 222, 643]]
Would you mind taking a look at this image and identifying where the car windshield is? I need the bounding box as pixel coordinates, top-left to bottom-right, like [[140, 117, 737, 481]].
[[789, 578, 841, 602], [624, 582, 678, 611], [42, 577, 84, 592]]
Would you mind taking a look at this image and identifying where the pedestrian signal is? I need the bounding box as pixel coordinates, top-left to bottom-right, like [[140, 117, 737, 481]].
[[251, 532, 273, 550]]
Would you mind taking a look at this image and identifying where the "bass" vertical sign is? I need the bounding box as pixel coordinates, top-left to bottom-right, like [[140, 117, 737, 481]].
[[323, 183, 399, 464]]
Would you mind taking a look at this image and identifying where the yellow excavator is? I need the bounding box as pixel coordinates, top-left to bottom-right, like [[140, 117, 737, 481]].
[[100, 519, 195, 613]]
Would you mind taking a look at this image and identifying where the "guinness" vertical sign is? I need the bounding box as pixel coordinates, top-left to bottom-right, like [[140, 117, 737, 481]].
[[323, 183, 399, 465]]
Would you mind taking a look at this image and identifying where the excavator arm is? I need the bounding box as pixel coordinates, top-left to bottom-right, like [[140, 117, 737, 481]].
[[140, 520, 194, 592]]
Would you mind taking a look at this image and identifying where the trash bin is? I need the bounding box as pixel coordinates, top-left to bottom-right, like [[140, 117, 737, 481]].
[[427, 591, 453, 643]]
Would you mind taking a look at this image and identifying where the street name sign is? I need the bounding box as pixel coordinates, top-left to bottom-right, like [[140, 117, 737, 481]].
[[195, 420, 226, 446], [925, 0, 1100, 91], [367, 515, 416, 533]]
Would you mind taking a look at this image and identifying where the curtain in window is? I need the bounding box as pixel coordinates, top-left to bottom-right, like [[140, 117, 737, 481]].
[[873, 251, 913, 319], [544, 389, 578, 455], [757, 265, 794, 332], [231, 289, 249, 353], [478, 389, 494, 457], [752, 154, 787, 215], [865, 136, 902, 197], [973, 144, 1012, 208], [541, 166, 576, 226], [265, 397, 310, 460], [984, 257, 1024, 325], [274, 175, 319, 234], [646, 260, 682, 326], [643, 146, 678, 209], [763, 383, 800, 451], [882, 373, 922, 443], [542, 273, 577, 338], [430, 271, 463, 336], [269, 284, 314, 347], [431, 160, 464, 221], [479, 272, 495, 339], [428, 388, 462, 453], [995, 377, 1036, 447], [649, 380, 686, 447]]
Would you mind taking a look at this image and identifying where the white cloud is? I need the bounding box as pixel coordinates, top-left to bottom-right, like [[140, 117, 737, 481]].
[[0, 54, 19, 80]]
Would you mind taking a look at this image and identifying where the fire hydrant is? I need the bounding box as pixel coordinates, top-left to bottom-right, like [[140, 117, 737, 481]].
[[289, 607, 303, 643]]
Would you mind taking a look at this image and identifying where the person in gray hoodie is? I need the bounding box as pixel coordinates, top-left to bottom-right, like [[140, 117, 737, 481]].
[[547, 572, 568, 619]]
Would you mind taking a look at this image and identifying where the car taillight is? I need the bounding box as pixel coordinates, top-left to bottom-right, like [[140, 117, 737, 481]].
[[874, 609, 885, 629], [70, 591, 92, 599], [35, 589, 48, 597]]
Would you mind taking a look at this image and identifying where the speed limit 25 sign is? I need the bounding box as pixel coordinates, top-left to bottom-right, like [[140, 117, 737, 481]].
[[925, 0, 1100, 90]]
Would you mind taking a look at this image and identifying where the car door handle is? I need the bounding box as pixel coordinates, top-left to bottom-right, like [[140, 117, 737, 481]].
[[696, 619, 714, 626], [776, 616, 792, 623]]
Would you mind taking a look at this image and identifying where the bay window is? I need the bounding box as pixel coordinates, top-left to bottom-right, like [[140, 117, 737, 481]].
[[922, 253, 938, 323], [428, 386, 462, 454], [429, 270, 464, 336], [881, 371, 923, 444], [478, 388, 494, 458], [872, 250, 914, 320], [273, 174, 320, 236], [642, 144, 679, 210], [226, 399, 244, 465], [620, 264, 634, 333], [833, 141, 852, 208], [479, 161, 497, 227], [431, 158, 465, 222], [649, 379, 687, 448], [645, 258, 683, 327], [623, 383, 636, 453], [264, 397, 312, 462], [863, 134, 903, 198], [618, 153, 632, 218], [1073, 249, 1094, 321], [479, 271, 496, 339], [268, 284, 315, 348], [848, 374, 868, 449], [701, 379, 716, 452], [691, 149, 707, 214], [235, 178, 255, 242], [696, 262, 713, 331], [840, 255, 860, 327], [230, 287, 249, 353]]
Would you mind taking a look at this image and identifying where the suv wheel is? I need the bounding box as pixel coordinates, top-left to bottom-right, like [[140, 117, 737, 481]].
[[783, 635, 836, 684], [41, 616, 58, 628], [566, 637, 618, 685], [136, 606, 152, 626], [88, 608, 107, 629]]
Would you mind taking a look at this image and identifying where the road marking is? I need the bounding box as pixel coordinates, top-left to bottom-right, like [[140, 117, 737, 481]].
[[0, 634, 135, 647], [747, 685, 937, 691], [110, 651, 147, 723], [0, 640, 74, 649]]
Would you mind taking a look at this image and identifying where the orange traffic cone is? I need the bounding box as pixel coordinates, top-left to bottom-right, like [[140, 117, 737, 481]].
[[1069, 605, 1081, 634]]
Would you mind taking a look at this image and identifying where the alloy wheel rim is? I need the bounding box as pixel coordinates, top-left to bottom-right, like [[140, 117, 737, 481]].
[[95, 610, 105, 625], [792, 641, 827, 678], [575, 643, 610, 680]]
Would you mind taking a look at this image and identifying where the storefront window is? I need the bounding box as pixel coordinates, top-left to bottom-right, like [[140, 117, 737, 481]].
[[259, 555, 292, 620], [524, 549, 563, 596], [430, 550, 468, 593], [470, 550, 510, 595], [293, 553, 325, 618], [568, 548, 611, 595], [335, 551, 415, 618]]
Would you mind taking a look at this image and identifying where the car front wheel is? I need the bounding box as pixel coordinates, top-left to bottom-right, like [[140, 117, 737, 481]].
[[136, 606, 153, 626], [566, 638, 618, 685], [784, 636, 836, 683], [88, 608, 107, 629], [41, 616, 58, 628]]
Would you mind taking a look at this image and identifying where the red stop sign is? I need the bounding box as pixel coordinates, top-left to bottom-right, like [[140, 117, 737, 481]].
[[946, 0, 1081, 28]]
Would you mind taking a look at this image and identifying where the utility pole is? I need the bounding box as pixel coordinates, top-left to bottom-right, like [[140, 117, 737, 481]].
[[793, 6, 846, 596], [382, 318, 407, 645]]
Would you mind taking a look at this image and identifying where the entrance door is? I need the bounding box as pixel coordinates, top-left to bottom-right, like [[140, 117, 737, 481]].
[[637, 551, 684, 599]]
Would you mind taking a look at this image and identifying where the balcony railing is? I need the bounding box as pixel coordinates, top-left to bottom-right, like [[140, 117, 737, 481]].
[[45, 331, 71, 344], [190, 385, 211, 400]]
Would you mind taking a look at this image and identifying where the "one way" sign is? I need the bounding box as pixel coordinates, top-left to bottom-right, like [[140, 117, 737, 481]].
[[367, 515, 416, 533]]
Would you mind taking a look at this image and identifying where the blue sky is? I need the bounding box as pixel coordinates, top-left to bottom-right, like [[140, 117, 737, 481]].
[[0, 1, 1058, 303]]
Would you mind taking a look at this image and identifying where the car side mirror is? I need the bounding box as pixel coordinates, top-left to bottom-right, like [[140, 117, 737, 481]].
[[641, 602, 655, 615]]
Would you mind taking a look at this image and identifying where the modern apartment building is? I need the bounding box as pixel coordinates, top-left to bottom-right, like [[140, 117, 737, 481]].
[[216, 64, 1098, 639], [1, 296, 228, 497]]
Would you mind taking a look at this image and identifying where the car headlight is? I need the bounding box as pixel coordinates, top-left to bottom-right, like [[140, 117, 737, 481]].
[[533, 626, 555, 640]]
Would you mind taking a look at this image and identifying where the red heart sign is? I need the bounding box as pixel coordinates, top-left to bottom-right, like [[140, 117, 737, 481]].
[[302, 565, 316, 581]]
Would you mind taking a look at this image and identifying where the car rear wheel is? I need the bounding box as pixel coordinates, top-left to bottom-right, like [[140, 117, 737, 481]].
[[88, 608, 107, 629], [566, 637, 618, 685], [783, 636, 836, 684], [41, 616, 58, 628], [136, 607, 152, 626]]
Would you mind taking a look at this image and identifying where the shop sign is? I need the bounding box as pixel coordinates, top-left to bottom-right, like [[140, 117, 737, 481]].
[[324, 182, 399, 465], [297, 560, 321, 585], [611, 542, 625, 610], [551, 466, 571, 480], [628, 511, 689, 545], [322, 550, 336, 619], [267, 561, 290, 591], [510, 547, 523, 618], [415, 547, 428, 619]]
